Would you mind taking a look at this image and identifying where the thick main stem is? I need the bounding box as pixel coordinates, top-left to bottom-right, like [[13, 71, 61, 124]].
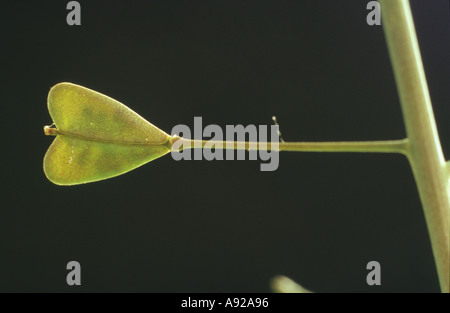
[[380, 0, 450, 292]]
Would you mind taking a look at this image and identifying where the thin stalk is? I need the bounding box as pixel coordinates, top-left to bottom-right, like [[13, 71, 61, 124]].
[[380, 0, 450, 292], [172, 137, 410, 154]]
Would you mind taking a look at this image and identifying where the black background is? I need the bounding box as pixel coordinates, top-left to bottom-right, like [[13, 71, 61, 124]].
[[1, 0, 449, 292]]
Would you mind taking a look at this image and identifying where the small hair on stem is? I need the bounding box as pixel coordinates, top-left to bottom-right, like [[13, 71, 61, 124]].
[[272, 116, 285, 143]]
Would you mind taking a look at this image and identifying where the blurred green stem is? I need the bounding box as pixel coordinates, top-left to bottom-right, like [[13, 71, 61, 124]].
[[380, 0, 449, 292], [271, 275, 312, 293]]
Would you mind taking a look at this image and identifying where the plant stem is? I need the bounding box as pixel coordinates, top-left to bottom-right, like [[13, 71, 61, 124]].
[[380, 0, 450, 292], [271, 275, 312, 293], [173, 137, 410, 154]]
